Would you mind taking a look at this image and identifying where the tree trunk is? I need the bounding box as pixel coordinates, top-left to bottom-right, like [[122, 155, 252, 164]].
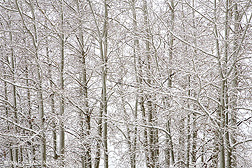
[[59, 0, 65, 166], [165, 0, 175, 167], [213, 0, 222, 166], [26, 0, 47, 165], [101, 1, 109, 167], [25, 59, 36, 166], [191, 1, 198, 166], [230, 3, 239, 167], [131, 2, 139, 167], [3, 39, 14, 167], [185, 75, 191, 168], [7, 14, 19, 165], [143, 0, 159, 167], [94, 100, 102, 168], [46, 32, 57, 160], [75, 1, 92, 167]]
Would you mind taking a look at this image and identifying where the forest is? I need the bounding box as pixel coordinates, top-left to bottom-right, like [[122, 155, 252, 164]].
[[0, 0, 252, 167]]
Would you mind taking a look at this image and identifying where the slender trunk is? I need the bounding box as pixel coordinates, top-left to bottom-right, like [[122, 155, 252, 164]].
[[165, 0, 175, 167], [59, 0, 65, 165], [84, 2, 103, 165], [11, 49, 19, 167], [166, 119, 175, 165], [37, 56, 46, 168], [101, 1, 109, 167], [201, 123, 206, 167], [75, 1, 92, 167], [230, 3, 239, 168], [4, 46, 14, 167], [131, 2, 139, 167], [212, 13, 220, 168], [7, 15, 19, 165], [178, 118, 185, 167], [94, 100, 102, 168], [141, 96, 149, 168], [213, 0, 222, 167], [120, 88, 135, 168], [143, 0, 159, 167], [131, 97, 138, 168], [81, 33, 91, 168], [191, 112, 197, 167], [191, 1, 198, 166], [25, 59, 35, 166], [4, 81, 12, 166], [46, 33, 57, 160], [131, 0, 147, 167], [186, 114, 190, 168], [219, 105, 225, 168], [185, 74, 191, 168], [180, 3, 191, 168], [223, 0, 230, 167], [25, 0, 47, 165]]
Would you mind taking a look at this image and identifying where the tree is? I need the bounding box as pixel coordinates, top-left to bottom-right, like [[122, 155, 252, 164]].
[[1, 0, 252, 167]]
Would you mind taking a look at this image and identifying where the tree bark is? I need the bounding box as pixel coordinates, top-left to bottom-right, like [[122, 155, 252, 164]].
[[7, 13, 19, 165], [46, 30, 57, 161], [75, 1, 92, 167], [101, 1, 109, 167], [165, 0, 175, 167], [59, 0, 65, 166], [191, 0, 198, 167], [230, 3, 239, 168]]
